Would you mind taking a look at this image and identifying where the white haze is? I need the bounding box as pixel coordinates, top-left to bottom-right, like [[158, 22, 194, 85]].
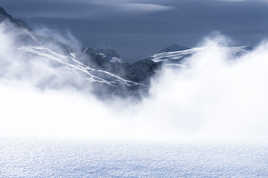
[[0, 22, 268, 144]]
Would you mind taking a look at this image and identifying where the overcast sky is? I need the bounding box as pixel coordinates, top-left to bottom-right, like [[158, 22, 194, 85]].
[[1, 0, 268, 60]]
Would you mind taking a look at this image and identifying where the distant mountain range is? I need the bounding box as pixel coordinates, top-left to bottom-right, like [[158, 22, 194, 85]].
[[0, 7, 250, 98]]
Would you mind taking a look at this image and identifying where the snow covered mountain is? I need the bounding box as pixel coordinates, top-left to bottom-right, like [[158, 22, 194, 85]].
[[0, 7, 147, 97], [0, 6, 251, 98], [150, 45, 250, 64]]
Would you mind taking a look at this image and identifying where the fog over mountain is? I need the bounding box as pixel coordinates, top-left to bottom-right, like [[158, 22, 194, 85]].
[[0, 5, 267, 141], [1, 3, 268, 177]]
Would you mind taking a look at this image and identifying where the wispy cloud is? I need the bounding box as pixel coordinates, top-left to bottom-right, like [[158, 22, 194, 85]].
[[111, 3, 173, 13], [90, 0, 174, 13]]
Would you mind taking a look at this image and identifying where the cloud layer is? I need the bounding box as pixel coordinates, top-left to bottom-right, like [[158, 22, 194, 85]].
[[1, 21, 268, 143]]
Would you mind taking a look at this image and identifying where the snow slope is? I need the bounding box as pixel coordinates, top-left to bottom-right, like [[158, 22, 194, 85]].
[[151, 46, 249, 63], [19, 46, 140, 87]]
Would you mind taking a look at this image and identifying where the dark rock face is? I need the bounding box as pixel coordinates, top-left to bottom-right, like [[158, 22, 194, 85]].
[[79, 47, 162, 85], [77, 47, 162, 98], [158, 44, 189, 53], [125, 59, 162, 84]]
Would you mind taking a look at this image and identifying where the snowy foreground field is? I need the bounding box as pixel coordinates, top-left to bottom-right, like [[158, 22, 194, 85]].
[[0, 140, 268, 177]]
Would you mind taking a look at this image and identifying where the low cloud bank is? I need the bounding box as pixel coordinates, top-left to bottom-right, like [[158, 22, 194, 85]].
[[0, 22, 268, 143]]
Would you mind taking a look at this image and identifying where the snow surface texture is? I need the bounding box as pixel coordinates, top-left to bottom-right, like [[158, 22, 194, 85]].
[[0, 140, 268, 178]]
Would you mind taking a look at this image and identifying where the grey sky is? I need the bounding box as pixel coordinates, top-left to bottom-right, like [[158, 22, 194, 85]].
[[1, 0, 268, 60]]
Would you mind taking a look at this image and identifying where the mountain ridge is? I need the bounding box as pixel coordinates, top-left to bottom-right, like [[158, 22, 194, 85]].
[[0, 6, 251, 98]]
